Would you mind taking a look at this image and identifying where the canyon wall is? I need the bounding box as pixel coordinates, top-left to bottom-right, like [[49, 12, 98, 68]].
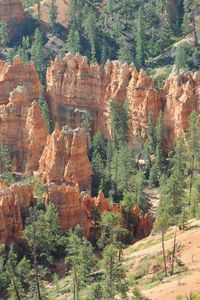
[[0, 0, 26, 37], [2, 54, 200, 244], [46, 53, 160, 150], [0, 57, 48, 173], [163, 69, 200, 147], [0, 183, 34, 244], [47, 53, 200, 149], [0, 182, 152, 243], [0, 0, 26, 24], [39, 127, 92, 191], [46, 53, 134, 137]]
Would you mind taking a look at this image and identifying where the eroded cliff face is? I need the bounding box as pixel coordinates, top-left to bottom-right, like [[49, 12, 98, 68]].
[[0, 183, 34, 244], [39, 127, 92, 191], [0, 57, 48, 173], [0, 0, 26, 24], [0, 57, 40, 105], [47, 53, 200, 150], [163, 69, 200, 147], [45, 183, 152, 240], [46, 53, 134, 136], [46, 53, 160, 150]]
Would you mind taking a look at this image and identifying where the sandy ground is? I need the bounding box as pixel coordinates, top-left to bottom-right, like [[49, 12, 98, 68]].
[[124, 219, 200, 300]]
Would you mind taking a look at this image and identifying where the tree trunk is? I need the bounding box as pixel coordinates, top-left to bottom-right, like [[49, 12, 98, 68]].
[[170, 228, 177, 276], [12, 278, 21, 300], [33, 243, 42, 300], [33, 221, 42, 300], [189, 156, 195, 197], [162, 231, 168, 277]]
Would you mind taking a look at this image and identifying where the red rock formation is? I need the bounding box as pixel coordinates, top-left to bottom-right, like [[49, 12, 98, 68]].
[[0, 56, 40, 105], [0, 0, 26, 24], [131, 206, 153, 239], [0, 57, 48, 173], [45, 183, 152, 240], [45, 183, 91, 236], [39, 127, 92, 191], [127, 69, 161, 149], [0, 183, 34, 244], [46, 53, 163, 149], [46, 53, 134, 136], [0, 0, 26, 38], [47, 53, 200, 149], [163, 69, 200, 147]]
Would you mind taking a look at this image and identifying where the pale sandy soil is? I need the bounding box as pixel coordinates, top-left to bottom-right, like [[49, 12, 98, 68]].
[[124, 219, 200, 300]]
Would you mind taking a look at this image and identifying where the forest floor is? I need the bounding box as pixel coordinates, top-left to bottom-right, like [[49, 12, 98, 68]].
[[124, 219, 200, 300]]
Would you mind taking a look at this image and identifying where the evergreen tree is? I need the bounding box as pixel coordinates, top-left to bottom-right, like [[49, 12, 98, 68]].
[[175, 44, 189, 71], [0, 21, 8, 49], [24, 204, 64, 265], [100, 244, 128, 299], [48, 0, 58, 34], [38, 91, 52, 133], [117, 37, 133, 64], [186, 111, 200, 195], [6, 48, 16, 64], [135, 8, 144, 69], [84, 8, 97, 62], [31, 29, 45, 79], [66, 28, 81, 54], [98, 211, 127, 256], [109, 99, 119, 147], [155, 204, 171, 277], [5, 247, 31, 300], [66, 228, 95, 300], [144, 112, 157, 157], [111, 145, 134, 196]]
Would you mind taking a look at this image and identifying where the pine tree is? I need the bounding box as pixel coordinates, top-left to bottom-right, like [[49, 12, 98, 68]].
[[175, 44, 189, 71], [48, 0, 58, 34], [186, 111, 200, 195], [0, 21, 8, 49], [100, 244, 128, 300], [135, 8, 144, 69], [98, 211, 127, 256], [155, 202, 171, 277], [66, 28, 81, 54], [84, 9, 97, 62], [31, 29, 45, 78], [66, 228, 94, 300]]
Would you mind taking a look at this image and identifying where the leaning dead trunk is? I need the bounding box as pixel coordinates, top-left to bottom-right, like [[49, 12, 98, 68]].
[[161, 230, 168, 277]]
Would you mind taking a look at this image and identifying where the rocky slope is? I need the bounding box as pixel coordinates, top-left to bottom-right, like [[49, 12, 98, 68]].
[[124, 219, 200, 300]]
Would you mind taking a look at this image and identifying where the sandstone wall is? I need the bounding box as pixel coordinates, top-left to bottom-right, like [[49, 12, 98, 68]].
[[39, 127, 92, 191], [0, 183, 34, 244], [47, 53, 200, 149], [45, 183, 152, 240], [46, 53, 160, 150], [0, 0, 26, 24], [0, 57, 48, 173]]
